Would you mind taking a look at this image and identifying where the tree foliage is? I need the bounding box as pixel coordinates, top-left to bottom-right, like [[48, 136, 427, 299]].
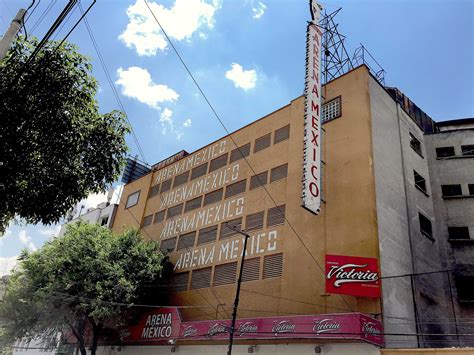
[[0, 36, 130, 233], [0, 223, 168, 355]]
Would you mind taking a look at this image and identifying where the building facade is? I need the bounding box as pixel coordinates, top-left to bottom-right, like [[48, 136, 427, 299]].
[[110, 65, 472, 352]]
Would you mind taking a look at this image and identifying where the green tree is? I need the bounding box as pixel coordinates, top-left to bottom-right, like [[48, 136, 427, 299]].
[[0, 222, 168, 355], [0, 36, 130, 233]]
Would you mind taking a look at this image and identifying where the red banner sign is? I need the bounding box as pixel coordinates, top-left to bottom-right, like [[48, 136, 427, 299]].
[[325, 254, 381, 298]]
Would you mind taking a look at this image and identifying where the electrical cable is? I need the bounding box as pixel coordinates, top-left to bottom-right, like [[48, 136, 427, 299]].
[[30, 0, 56, 35]]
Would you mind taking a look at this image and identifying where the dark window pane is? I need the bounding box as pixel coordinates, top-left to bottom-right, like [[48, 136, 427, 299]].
[[455, 275, 474, 301], [250, 171, 268, 190], [191, 163, 208, 180], [209, 154, 228, 172], [184, 196, 202, 213], [461, 145, 474, 156], [225, 179, 246, 199], [469, 184, 474, 196], [142, 214, 153, 227], [414, 170, 427, 193], [274, 125, 290, 144], [441, 184, 462, 197], [242, 257, 260, 282], [160, 237, 177, 253], [419, 213, 433, 239], [173, 171, 189, 188], [190, 267, 212, 289], [409, 133, 423, 156], [203, 188, 223, 206], [229, 143, 251, 163], [125, 191, 140, 208], [270, 164, 288, 183], [436, 147, 455, 158], [254, 133, 271, 153], [160, 179, 172, 193], [171, 272, 189, 292], [148, 184, 160, 198], [220, 217, 242, 240], [245, 211, 264, 231], [167, 204, 183, 219], [267, 205, 285, 227], [177, 232, 196, 250], [213, 262, 237, 286], [154, 210, 165, 224], [263, 253, 283, 279], [448, 227, 470, 240], [197, 225, 218, 245]]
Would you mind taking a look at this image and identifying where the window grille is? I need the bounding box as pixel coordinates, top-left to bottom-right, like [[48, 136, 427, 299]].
[[250, 171, 268, 190], [167, 204, 183, 219], [154, 210, 165, 224], [148, 184, 160, 198], [225, 179, 246, 199], [171, 272, 189, 292], [125, 191, 140, 209], [184, 196, 202, 212], [254, 133, 271, 153], [270, 164, 288, 183], [263, 253, 283, 279], [160, 179, 172, 193], [173, 171, 190, 188], [178, 232, 196, 250], [321, 96, 342, 123], [230, 143, 251, 163], [245, 211, 264, 231], [160, 237, 177, 253], [267, 205, 285, 227], [274, 125, 290, 144], [197, 225, 218, 245], [191, 163, 208, 180], [219, 217, 242, 240], [142, 214, 153, 227], [203, 188, 223, 206], [190, 267, 212, 289], [209, 154, 228, 172], [213, 262, 237, 286], [242, 257, 260, 282]]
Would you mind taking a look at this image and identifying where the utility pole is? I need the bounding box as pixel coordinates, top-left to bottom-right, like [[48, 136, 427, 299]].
[[226, 223, 250, 355], [0, 9, 26, 61]]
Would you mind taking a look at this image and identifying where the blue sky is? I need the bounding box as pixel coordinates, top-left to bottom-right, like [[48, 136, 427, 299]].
[[0, 0, 473, 264]]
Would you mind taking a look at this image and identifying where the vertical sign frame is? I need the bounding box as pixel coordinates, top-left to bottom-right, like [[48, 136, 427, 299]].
[[302, 0, 323, 215]]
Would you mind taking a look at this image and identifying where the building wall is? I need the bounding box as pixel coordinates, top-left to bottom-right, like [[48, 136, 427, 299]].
[[59, 203, 118, 236]]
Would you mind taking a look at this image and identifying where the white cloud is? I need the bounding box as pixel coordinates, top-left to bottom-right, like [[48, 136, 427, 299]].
[[183, 118, 192, 128], [119, 0, 221, 56], [158, 108, 191, 140], [252, 2, 266, 19], [116, 67, 178, 110], [0, 256, 19, 276], [225, 63, 257, 90], [19, 230, 36, 251]]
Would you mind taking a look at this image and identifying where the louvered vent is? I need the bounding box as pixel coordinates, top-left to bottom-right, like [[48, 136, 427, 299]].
[[242, 257, 260, 282], [178, 232, 196, 250], [274, 125, 290, 144], [172, 272, 189, 292], [153, 210, 165, 224], [270, 164, 288, 183], [184, 196, 202, 212], [213, 262, 237, 286], [142, 214, 153, 227], [267, 205, 285, 227], [209, 154, 228, 172], [160, 237, 177, 253], [148, 184, 160, 198], [245, 211, 264, 231], [219, 217, 242, 240], [203, 188, 223, 206], [250, 171, 268, 190], [229, 143, 251, 163], [191, 163, 208, 180], [263, 253, 283, 279], [173, 171, 190, 188], [167, 204, 183, 219], [160, 179, 172, 193], [190, 267, 212, 289], [254, 133, 271, 153], [225, 179, 246, 199], [197, 225, 218, 245]]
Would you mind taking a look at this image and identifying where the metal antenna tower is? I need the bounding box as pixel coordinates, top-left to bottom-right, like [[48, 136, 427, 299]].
[[352, 43, 386, 85]]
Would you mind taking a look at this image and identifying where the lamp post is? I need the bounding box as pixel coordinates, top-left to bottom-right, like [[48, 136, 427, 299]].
[[226, 223, 250, 355]]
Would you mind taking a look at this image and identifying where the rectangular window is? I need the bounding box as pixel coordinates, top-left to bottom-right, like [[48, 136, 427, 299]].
[[254, 133, 271, 153], [219, 217, 242, 240], [173, 171, 190, 188], [414, 170, 427, 194], [203, 188, 223, 206], [213, 262, 237, 286], [321, 96, 342, 123], [125, 191, 140, 209], [245, 211, 264, 231], [167, 204, 183, 219], [191, 163, 208, 180], [209, 153, 228, 172], [270, 164, 288, 183], [153, 210, 165, 224], [263, 253, 283, 279], [274, 125, 290, 144], [142, 214, 153, 227], [441, 184, 462, 197], [455, 275, 474, 302], [242, 257, 260, 282], [250, 171, 268, 190], [171, 272, 189, 292], [184, 196, 202, 213], [225, 179, 246, 199], [409, 133, 423, 157], [190, 267, 212, 289], [177, 232, 196, 250], [160, 179, 172, 193], [197, 225, 218, 245], [229, 143, 251, 163], [448, 227, 470, 240], [419, 213, 433, 239], [436, 146, 455, 158], [461, 145, 474, 156], [267, 205, 285, 227], [148, 184, 160, 198], [100, 216, 109, 226], [469, 184, 474, 196], [160, 237, 177, 253]]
